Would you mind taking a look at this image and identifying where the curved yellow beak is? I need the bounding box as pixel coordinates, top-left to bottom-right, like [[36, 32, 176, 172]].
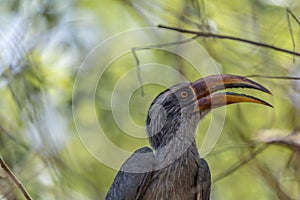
[[191, 74, 272, 112]]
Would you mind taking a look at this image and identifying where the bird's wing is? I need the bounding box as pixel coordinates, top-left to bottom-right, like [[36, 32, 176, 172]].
[[105, 147, 154, 200], [195, 158, 211, 200]]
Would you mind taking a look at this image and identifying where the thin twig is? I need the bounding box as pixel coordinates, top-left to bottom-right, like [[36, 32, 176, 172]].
[[209, 142, 258, 156], [158, 24, 300, 57], [131, 49, 145, 96], [286, 8, 300, 27], [0, 125, 29, 151], [0, 158, 32, 200], [213, 144, 268, 182], [246, 75, 300, 80], [255, 161, 293, 200], [131, 35, 199, 96], [133, 35, 199, 51], [286, 8, 296, 62]]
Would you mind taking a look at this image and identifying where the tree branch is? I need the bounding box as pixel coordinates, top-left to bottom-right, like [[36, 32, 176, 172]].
[[246, 75, 300, 80], [0, 158, 32, 200], [158, 24, 300, 57], [213, 144, 268, 182]]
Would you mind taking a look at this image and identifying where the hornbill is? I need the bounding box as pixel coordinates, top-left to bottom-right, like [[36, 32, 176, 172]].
[[105, 74, 272, 200]]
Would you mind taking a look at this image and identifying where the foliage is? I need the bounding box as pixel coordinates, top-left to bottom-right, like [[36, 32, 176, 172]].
[[0, 0, 300, 199]]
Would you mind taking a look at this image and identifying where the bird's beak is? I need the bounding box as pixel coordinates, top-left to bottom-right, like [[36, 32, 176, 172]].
[[191, 74, 272, 112]]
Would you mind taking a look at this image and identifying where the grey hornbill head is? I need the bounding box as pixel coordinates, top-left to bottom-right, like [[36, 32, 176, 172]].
[[146, 74, 272, 149]]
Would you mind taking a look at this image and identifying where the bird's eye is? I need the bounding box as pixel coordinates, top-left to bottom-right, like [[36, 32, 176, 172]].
[[180, 90, 189, 99]]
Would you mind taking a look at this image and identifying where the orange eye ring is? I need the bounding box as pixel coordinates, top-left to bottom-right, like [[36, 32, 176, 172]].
[[180, 90, 189, 99]]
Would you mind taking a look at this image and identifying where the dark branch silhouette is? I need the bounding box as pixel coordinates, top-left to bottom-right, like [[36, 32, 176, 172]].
[[131, 35, 199, 96], [213, 144, 268, 182], [0, 158, 32, 200], [246, 75, 300, 80], [158, 24, 300, 57]]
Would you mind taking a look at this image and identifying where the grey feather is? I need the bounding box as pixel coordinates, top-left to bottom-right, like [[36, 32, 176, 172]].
[[106, 83, 211, 200], [196, 158, 211, 200], [105, 147, 154, 200]]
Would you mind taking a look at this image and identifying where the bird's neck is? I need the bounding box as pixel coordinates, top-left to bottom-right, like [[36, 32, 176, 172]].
[[151, 119, 199, 169], [154, 137, 198, 169], [148, 114, 199, 147]]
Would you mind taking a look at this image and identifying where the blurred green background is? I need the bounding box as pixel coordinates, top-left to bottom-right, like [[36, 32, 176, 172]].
[[0, 0, 300, 199]]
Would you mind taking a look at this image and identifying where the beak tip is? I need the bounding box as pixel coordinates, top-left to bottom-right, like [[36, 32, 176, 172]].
[[262, 88, 272, 95], [267, 102, 274, 108], [263, 102, 273, 108]]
